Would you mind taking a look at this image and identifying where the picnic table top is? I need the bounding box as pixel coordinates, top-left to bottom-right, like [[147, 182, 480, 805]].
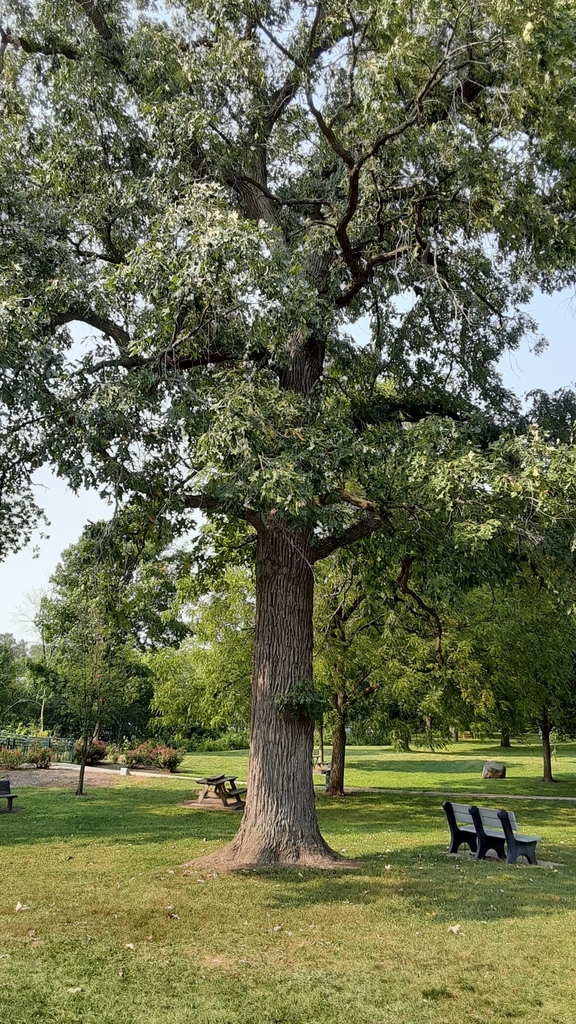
[[193, 775, 237, 785]]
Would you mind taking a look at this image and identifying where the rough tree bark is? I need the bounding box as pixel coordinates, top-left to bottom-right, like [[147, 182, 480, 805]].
[[197, 524, 345, 869], [326, 693, 347, 797]]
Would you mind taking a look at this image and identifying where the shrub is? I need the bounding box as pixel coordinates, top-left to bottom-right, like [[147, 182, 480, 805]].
[[0, 748, 25, 769], [154, 748, 184, 772], [192, 731, 250, 752], [27, 745, 53, 769], [72, 739, 108, 765], [124, 741, 184, 772]]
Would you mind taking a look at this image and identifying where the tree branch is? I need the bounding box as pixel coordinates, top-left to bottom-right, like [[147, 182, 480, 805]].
[[0, 23, 80, 63], [396, 556, 443, 663], [311, 512, 387, 562], [52, 310, 131, 349], [74, 1, 114, 42], [183, 493, 265, 534]]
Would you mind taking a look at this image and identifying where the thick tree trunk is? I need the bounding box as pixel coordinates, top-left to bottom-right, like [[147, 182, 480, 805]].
[[326, 699, 346, 796], [540, 708, 554, 783], [500, 728, 511, 748], [450, 727, 459, 743], [196, 525, 343, 869]]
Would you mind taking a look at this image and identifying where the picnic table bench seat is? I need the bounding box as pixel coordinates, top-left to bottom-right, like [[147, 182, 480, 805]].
[[443, 801, 541, 864], [0, 780, 17, 811]]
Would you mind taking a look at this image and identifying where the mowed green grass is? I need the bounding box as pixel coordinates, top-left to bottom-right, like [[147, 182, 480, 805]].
[[1, 749, 576, 1024], [181, 736, 576, 798]]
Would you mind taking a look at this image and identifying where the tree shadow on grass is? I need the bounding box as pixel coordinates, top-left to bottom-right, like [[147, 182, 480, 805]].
[[0, 784, 242, 848], [259, 838, 573, 926]]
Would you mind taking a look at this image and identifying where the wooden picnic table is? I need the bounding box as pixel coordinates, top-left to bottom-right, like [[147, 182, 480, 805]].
[[193, 774, 246, 809]]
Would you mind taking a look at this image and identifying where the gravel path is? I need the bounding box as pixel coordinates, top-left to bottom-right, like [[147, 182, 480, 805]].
[[0, 766, 152, 788]]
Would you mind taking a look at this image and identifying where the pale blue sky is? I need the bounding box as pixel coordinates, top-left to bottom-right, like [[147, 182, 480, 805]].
[[1, 287, 574, 640]]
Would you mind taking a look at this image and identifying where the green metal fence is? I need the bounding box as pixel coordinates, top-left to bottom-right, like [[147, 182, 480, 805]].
[[0, 735, 75, 761]]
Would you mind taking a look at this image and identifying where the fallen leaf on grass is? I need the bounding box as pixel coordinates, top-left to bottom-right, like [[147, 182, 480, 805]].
[[124, 943, 135, 950], [169, 913, 180, 920], [67, 987, 83, 994], [26, 929, 35, 937], [273, 925, 283, 932], [551, 896, 561, 902], [447, 924, 462, 935], [14, 903, 29, 913]]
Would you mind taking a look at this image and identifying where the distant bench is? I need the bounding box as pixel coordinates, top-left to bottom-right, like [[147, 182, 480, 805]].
[[443, 801, 541, 865], [0, 780, 17, 812]]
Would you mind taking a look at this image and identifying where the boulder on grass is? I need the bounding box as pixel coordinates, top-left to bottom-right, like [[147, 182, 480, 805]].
[[482, 760, 506, 779]]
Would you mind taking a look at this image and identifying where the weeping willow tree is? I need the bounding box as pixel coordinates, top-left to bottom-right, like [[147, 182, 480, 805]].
[[2, 1, 576, 865]]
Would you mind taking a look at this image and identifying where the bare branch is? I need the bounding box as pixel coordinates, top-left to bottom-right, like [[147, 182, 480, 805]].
[[396, 556, 443, 662], [52, 310, 131, 348], [339, 490, 379, 512], [306, 85, 355, 169], [335, 245, 412, 307], [74, 1, 114, 42], [183, 493, 265, 534], [311, 512, 387, 562]]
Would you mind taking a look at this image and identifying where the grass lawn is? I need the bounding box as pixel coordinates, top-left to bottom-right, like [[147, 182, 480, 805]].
[[181, 735, 576, 798], [1, 741, 575, 1023]]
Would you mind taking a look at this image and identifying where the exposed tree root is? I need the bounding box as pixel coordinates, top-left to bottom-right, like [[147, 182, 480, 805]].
[[185, 839, 358, 872]]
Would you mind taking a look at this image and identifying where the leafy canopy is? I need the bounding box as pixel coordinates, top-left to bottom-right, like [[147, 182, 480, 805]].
[[1, 1, 576, 556]]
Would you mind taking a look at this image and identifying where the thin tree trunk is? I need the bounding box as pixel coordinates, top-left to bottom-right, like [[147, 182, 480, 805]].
[[318, 718, 324, 766], [540, 708, 554, 783], [500, 727, 511, 748], [76, 730, 90, 796], [197, 525, 343, 868], [326, 696, 346, 796]]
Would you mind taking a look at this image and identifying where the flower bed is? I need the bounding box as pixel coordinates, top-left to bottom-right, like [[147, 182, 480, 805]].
[[124, 741, 184, 773]]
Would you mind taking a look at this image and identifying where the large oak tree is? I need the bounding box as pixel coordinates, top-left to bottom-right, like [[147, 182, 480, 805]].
[[2, 1, 576, 866]]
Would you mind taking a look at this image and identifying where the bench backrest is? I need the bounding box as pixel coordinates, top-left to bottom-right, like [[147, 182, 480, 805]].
[[0, 780, 11, 795], [475, 806, 518, 832], [449, 802, 475, 826]]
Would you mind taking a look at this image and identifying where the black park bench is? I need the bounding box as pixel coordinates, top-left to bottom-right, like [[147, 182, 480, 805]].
[[0, 780, 18, 812], [442, 801, 478, 855], [443, 801, 541, 864]]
